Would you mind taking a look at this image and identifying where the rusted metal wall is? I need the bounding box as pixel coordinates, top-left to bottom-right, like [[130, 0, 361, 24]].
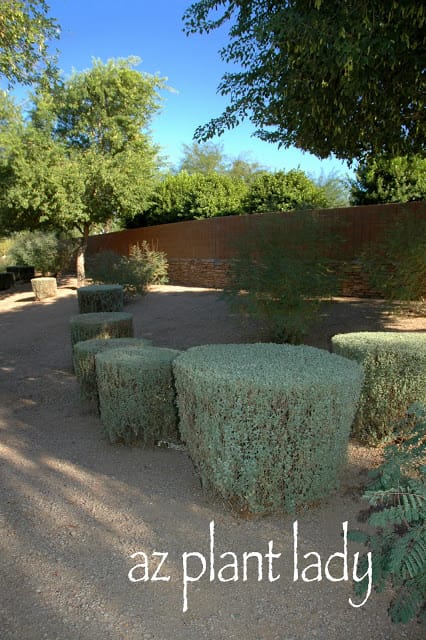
[[87, 201, 425, 261]]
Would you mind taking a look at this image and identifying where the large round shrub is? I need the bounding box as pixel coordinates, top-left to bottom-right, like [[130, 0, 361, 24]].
[[331, 332, 426, 443], [173, 343, 363, 514], [96, 346, 181, 446], [73, 337, 152, 405]]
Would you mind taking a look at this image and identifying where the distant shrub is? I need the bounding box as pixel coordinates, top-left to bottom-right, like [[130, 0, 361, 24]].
[[174, 343, 363, 514], [0, 271, 14, 290], [6, 265, 35, 282], [96, 346, 181, 445], [77, 284, 124, 313], [331, 332, 426, 444], [86, 241, 168, 295], [223, 212, 341, 343], [243, 169, 329, 213], [360, 204, 426, 302], [349, 403, 426, 625], [70, 312, 134, 347], [7, 230, 76, 275], [73, 337, 152, 405]]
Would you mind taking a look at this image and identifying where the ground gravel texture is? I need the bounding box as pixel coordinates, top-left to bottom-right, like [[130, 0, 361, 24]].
[[1, 279, 425, 640]]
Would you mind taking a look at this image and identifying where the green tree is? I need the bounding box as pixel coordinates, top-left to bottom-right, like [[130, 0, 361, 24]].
[[350, 155, 426, 205], [0, 0, 59, 87], [178, 141, 227, 174], [314, 170, 349, 208], [244, 170, 329, 213], [184, 1, 425, 161], [132, 171, 249, 226], [0, 58, 166, 284]]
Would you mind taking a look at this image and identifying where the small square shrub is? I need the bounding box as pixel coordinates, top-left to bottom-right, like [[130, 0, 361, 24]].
[[331, 332, 426, 444]]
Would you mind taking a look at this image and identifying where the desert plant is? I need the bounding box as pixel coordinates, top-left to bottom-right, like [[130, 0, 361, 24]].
[[173, 343, 363, 514], [331, 332, 426, 444], [223, 212, 341, 343], [96, 346, 181, 445], [86, 241, 168, 295], [349, 403, 426, 625], [77, 284, 124, 313], [7, 230, 74, 275], [70, 312, 134, 347], [73, 337, 152, 405], [360, 204, 426, 303]]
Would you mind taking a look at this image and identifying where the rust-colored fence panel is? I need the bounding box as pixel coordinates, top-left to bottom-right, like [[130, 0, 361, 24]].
[[86, 202, 426, 293]]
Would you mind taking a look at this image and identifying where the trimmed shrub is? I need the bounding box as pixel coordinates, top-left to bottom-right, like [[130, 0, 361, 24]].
[[96, 346, 181, 445], [173, 343, 363, 514], [77, 284, 124, 314], [6, 265, 35, 282], [73, 337, 152, 405], [331, 332, 426, 444], [31, 276, 57, 300], [70, 312, 134, 347], [0, 272, 14, 290]]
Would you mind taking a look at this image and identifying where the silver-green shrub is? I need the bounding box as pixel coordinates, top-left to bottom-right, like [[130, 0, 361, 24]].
[[173, 343, 363, 514], [96, 346, 181, 446], [70, 312, 133, 347], [77, 284, 124, 313], [73, 337, 152, 405], [331, 332, 426, 444]]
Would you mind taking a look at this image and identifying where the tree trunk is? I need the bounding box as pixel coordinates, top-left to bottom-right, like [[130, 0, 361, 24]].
[[76, 224, 90, 288]]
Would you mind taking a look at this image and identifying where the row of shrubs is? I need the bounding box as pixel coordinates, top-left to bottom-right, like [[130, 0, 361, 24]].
[[68, 288, 425, 625], [0, 230, 168, 295]]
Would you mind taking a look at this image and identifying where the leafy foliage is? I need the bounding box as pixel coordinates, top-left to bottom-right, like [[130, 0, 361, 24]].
[[184, 1, 425, 160], [0, 58, 165, 283], [351, 155, 426, 205], [7, 229, 77, 275], [131, 171, 249, 226], [244, 170, 329, 212], [86, 242, 168, 295], [349, 403, 426, 625], [178, 141, 228, 174], [360, 203, 426, 302], [223, 212, 340, 343], [0, 0, 59, 87]]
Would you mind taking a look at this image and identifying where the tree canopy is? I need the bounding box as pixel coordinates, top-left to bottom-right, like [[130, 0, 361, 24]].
[[184, 1, 426, 161], [0, 0, 59, 87], [0, 58, 166, 283], [350, 155, 426, 205]]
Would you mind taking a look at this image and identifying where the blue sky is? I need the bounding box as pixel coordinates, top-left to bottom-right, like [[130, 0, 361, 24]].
[[12, 0, 353, 179]]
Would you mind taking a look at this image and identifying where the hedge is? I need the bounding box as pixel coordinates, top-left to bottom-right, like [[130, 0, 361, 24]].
[[0, 272, 14, 290], [6, 265, 35, 282], [73, 337, 152, 405], [331, 332, 426, 443], [173, 343, 363, 514], [77, 284, 124, 313], [96, 346, 181, 446], [70, 312, 134, 347]]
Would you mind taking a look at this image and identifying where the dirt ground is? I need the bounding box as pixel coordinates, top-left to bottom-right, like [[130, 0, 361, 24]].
[[1, 278, 425, 640]]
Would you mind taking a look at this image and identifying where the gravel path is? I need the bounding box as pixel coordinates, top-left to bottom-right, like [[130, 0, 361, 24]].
[[0, 280, 424, 640]]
